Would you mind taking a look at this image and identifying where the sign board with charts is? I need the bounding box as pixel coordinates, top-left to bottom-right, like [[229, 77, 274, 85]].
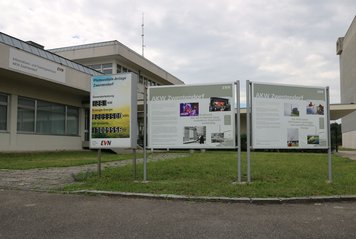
[[148, 83, 236, 149], [90, 73, 137, 149], [251, 82, 328, 149]]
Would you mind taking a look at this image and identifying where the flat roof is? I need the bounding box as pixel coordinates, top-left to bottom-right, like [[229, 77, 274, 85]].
[[50, 40, 184, 85], [330, 103, 356, 120], [49, 41, 116, 53]]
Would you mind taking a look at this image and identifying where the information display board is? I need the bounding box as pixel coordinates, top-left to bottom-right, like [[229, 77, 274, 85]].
[[148, 83, 236, 149], [90, 73, 137, 149], [251, 82, 328, 149]]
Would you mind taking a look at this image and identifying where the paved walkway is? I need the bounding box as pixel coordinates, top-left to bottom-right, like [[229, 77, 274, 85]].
[[336, 150, 356, 160], [0, 153, 188, 191]]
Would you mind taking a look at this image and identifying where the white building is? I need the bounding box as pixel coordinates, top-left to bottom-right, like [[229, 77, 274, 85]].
[[0, 32, 183, 151], [337, 16, 356, 149], [2, 27, 355, 152]]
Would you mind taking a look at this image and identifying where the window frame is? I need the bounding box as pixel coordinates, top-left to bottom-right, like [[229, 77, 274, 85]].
[[17, 96, 36, 133], [66, 106, 79, 136], [0, 93, 9, 132], [17, 96, 80, 136]]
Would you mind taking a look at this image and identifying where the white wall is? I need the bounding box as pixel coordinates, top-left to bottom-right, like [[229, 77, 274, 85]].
[[342, 131, 356, 149], [0, 93, 85, 152], [0, 44, 90, 151], [339, 18, 356, 149]]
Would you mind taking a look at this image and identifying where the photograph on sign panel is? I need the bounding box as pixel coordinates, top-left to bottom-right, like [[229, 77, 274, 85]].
[[307, 135, 320, 144], [306, 102, 324, 115], [183, 126, 206, 144], [180, 103, 199, 117], [211, 133, 224, 143], [209, 97, 231, 112], [211, 131, 234, 147], [287, 128, 299, 147], [284, 103, 300, 117]]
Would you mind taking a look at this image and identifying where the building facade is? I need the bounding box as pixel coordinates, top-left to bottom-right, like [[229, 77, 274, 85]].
[[0, 32, 183, 151], [49, 41, 184, 146], [337, 16, 356, 149]]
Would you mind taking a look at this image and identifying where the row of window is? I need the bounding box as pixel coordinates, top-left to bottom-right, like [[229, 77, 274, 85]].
[[0, 93, 79, 136], [88, 63, 113, 74], [88, 63, 159, 86], [116, 64, 131, 74], [118, 64, 159, 86]]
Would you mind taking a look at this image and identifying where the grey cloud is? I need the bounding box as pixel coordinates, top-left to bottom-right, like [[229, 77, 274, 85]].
[[1, 0, 355, 103]]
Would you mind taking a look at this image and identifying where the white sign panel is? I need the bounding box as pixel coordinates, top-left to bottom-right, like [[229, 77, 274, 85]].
[[90, 73, 137, 149], [251, 82, 328, 149], [9, 48, 66, 83], [148, 83, 236, 149]]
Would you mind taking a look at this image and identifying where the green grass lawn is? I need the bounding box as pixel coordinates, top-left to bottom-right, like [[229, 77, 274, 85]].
[[65, 151, 356, 198], [0, 150, 141, 169]]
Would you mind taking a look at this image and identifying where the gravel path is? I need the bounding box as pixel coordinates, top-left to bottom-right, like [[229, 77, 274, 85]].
[[0, 153, 188, 191]]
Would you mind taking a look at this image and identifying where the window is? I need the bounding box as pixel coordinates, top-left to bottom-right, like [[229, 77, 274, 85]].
[[17, 97, 79, 135], [88, 63, 113, 74], [117, 64, 122, 73], [89, 64, 101, 71], [147, 79, 156, 86], [84, 109, 90, 141], [0, 93, 8, 131], [66, 107, 79, 135], [17, 97, 35, 132], [37, 101, 65, 134], [102, 63, 113, 74]]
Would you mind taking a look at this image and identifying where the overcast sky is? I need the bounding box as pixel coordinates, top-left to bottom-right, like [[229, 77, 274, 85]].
[[0, 0, 355, 103]]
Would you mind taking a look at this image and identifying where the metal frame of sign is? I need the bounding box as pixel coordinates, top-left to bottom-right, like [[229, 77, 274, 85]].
[[246, 81, 332, 183], [90, 73, 138, 149], [147, 82, 237, 149], [143, 82, 242, 182]]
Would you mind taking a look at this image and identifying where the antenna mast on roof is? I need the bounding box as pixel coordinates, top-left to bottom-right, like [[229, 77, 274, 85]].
[[141, 12, 145, 57]]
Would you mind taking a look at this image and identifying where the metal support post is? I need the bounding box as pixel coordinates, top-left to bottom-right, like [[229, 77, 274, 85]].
[[236, 81, 241, 183], [327, 87, 332, 182], [133, 149, 137, 180], [143, 77, 148, 181], [246, 81, 251, 183], [97, 148, 102, 177]]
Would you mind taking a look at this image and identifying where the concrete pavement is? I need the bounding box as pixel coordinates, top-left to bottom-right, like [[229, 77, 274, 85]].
[[1, 189, 356, 239], [336, 150, 356, 160]]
